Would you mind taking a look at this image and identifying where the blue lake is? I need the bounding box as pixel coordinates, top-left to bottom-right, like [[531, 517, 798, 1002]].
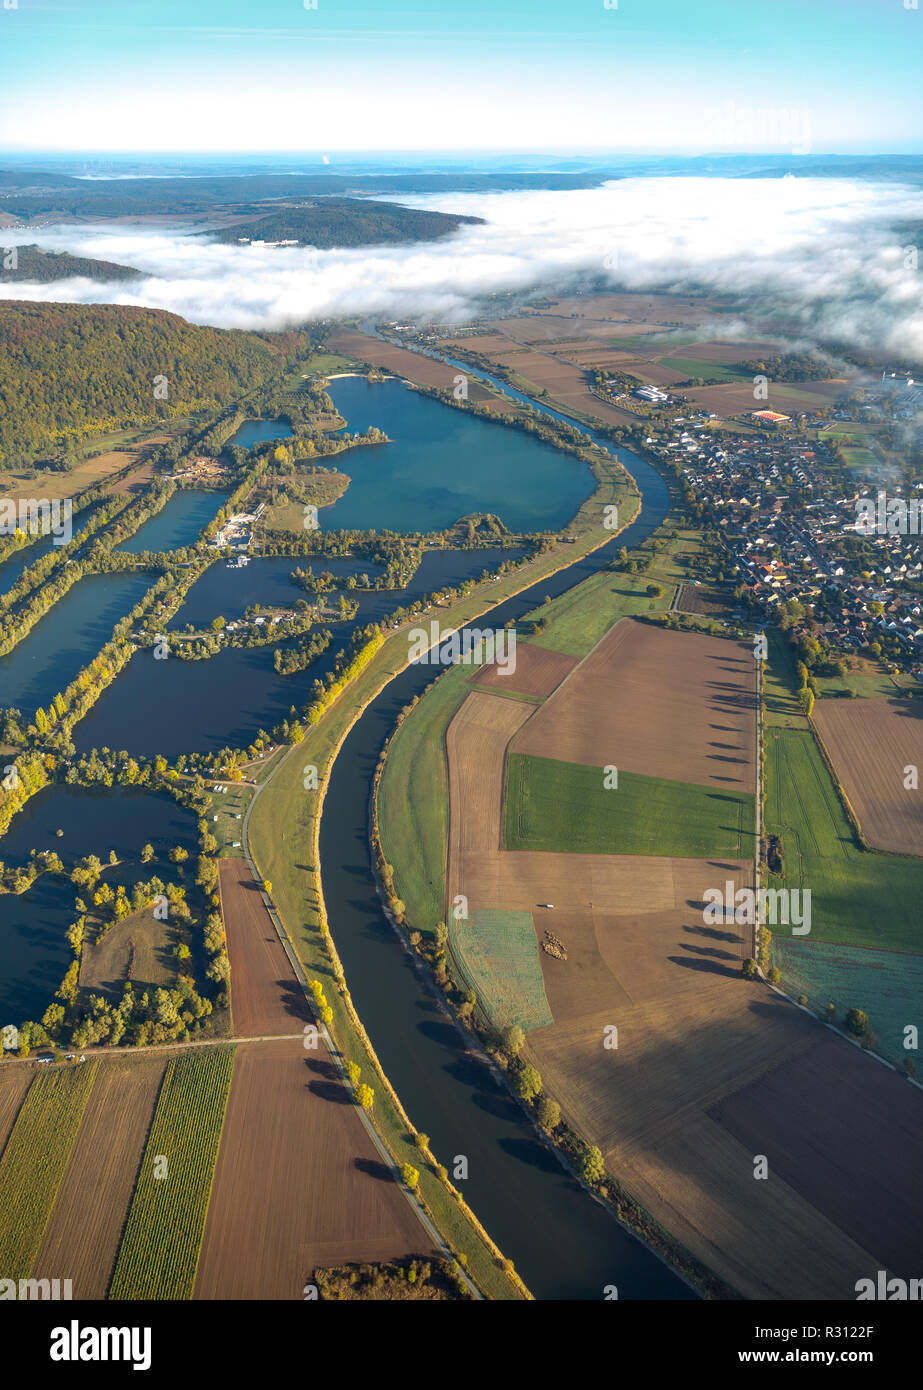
[[0, 571, 153, 716], [230, 419, 295, 448], [0, 785, 199, 1027], [323, 376, 595, 534], [117, 488, 226, 554]]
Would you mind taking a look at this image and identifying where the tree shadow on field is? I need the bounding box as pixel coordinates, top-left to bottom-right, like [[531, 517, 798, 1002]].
[[307, 1076, 353, 1105], [276, 980, 312, 1025], [683, 923, 743, 943], [668, 954, 738, 978], [680, 942, 737, 962], [354, 1157, 397, 1183]]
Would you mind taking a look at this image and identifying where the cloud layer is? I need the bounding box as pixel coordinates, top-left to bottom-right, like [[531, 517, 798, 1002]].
[[2, 178, 922, 358]]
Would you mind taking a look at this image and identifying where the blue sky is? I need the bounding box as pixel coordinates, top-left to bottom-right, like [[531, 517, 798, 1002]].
[[0, 0, 921, 154]]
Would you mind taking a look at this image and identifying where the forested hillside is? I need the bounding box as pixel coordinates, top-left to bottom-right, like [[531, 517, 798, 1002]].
[[0, 303, 311, 466], [0, 244, 140, 282], [211, 198, 482, 248]]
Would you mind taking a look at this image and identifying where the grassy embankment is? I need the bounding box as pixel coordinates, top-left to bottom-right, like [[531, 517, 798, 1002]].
[[378, 517, 699, 938], [247, 482, 647, 1301]]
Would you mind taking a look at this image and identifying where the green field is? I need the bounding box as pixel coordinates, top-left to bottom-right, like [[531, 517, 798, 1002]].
[[378, 663, 472, 935], [504, 753, 754, 858], [660, 356, 748, 382], [451, 909, 553, 1033], [771, 937, 923, 1068], [842, 446, 878, 470], [108, 1046, 235, 1300], [520, 525, 708, 660], [764, 727, 923, 952], [0, 1062, 98, 1277], [763, 630, 808, 730]]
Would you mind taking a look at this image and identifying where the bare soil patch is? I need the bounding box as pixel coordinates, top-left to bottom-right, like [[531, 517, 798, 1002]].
[[219, 858, 311, 1037], [469, 643, 577, 700], [195, 1039, 433, 1299], [812, 697, 923, 856], [513, 619, 757, 792]]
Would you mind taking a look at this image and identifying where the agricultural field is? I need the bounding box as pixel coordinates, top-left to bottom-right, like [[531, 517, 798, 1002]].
[[469, 641, 576, 699], [772, 937, 923, 1068], [764, 725, 923, 952], [0, 1062, 98, 1278], [503, 753, 754, 858], [812, 696, 923, 856], [35, 1054, 167, 1298], [108, 1046, 236, 1300], [513, 620, 757, 793], [219, 857, 311, 1037], [425, 597, 923, 1298], [195, 1039, 435, 1299], [452, 909, 553, 1033]]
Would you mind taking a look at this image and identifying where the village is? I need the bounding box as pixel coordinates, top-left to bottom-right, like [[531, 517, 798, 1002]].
[[646, 402, 923, 680]]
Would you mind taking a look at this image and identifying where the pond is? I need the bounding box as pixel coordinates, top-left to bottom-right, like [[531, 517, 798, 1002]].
[[72, 547, 528, 757], [0, 785, 198, 1027], [117, 488, 227, 554], [229, 419, 295, 449], [0, 571, 153, 716]]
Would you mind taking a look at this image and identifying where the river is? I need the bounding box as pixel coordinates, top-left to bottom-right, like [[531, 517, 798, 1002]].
[[317, 349, 690, 1299]]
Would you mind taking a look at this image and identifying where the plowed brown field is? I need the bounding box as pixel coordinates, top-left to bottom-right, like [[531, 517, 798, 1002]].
[[469, 643, 577, 700], [194, 1040, 433, 1299], [513, 619, 757, 791], [812, 697, 923, 856], [220, 857, 311, 1037]]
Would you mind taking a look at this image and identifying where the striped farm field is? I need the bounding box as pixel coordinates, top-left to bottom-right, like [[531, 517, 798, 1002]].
[[108, 1046, 236, 1300], [0, 1062, 98, 1277], [503, 753, 754, 858]]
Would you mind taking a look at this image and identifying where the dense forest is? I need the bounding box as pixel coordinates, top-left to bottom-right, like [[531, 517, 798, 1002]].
[[209, 198, 482, 248], [0, 303, 314, 466], [0, 244, 141, 283]]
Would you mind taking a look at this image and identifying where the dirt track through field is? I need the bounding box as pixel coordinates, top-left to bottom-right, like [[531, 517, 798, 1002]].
[[812, 697, 923, 856]]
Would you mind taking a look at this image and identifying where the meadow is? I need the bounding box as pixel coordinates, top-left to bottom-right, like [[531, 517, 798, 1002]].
[[503, 753, 754, 858]]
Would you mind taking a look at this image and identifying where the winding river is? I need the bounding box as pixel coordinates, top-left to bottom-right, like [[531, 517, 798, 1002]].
[[317, 351, 691, 1299]]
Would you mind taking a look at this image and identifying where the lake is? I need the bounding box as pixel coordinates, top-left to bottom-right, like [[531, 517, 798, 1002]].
[[230, 419, 295, 449], [117, 488, 227, 554], [73, 547, 527, 757], [0, 785, 198, 1027], [0, 571, 153, 716], [323, 376, 595, 533]]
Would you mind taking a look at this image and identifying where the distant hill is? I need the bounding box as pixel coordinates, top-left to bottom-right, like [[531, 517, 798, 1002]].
[[0, 302, 310, 467], [0, 244, 141, 283], [0, 169, 603, 223], [209, 198, 483, 249]]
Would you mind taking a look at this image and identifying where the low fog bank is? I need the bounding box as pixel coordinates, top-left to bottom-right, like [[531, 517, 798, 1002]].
[[1, 178, 921, 360]]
